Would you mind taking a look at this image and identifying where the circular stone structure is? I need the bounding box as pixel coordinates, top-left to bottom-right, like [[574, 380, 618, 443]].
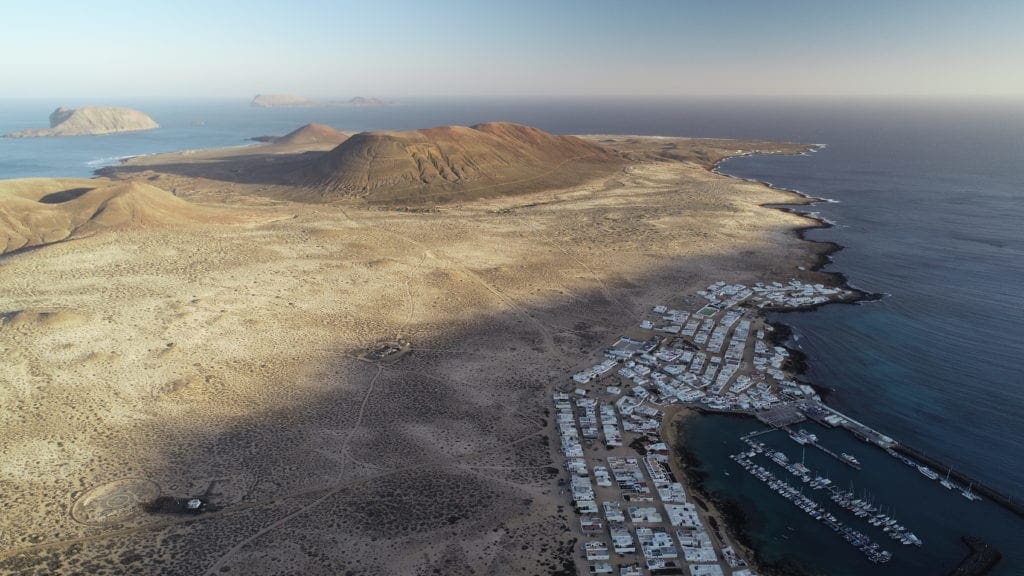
[[361, 339, 412, 363], [71, 478, 161, 525]]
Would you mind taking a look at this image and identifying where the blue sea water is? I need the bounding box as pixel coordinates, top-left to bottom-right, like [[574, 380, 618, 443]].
[[2, 96, 1022, 574]]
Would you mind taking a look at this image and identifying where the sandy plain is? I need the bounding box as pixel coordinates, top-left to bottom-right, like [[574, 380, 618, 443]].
[[0, 133, 827, 575]]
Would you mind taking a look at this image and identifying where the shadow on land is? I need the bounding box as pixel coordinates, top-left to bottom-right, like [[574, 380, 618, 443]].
[[97, 151, 323, 187], [0, 220, 828, 575]]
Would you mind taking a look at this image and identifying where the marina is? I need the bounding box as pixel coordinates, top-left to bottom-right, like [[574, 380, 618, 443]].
[[739, 435, 921, 550], [681, 412, 1024, 576], [556, 278, 1022, 575], [729, 451, 893, 564]]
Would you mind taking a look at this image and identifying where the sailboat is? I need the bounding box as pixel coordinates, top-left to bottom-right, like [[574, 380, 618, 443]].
[[940, 468, 956, 490], [962, 482, 981, 501]]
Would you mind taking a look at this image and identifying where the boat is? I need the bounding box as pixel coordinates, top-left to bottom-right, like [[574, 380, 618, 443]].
[[918, 465, 939, 480], [962, 483, 981, 501], [940, 468, 956, 490], [798, 428, 819, 442], [840, 453, 861, 467], [732, 449, 891, 562]]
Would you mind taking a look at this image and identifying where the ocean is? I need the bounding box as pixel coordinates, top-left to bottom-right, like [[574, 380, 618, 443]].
[[2, 96, 1022, 574]]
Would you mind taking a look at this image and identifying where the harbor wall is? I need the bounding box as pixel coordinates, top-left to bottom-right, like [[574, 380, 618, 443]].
[[892, 444, 1024, 519]]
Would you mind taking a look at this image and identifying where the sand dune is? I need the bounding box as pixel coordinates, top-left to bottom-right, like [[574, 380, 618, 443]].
[[302, 122, 620, 202], [0, 179, 226, 255]]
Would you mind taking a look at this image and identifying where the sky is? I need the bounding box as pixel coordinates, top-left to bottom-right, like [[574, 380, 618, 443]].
[[1, 0, 1022, 98]]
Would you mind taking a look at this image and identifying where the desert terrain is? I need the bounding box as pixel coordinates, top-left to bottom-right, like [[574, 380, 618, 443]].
[[0, 127, 826, 575]]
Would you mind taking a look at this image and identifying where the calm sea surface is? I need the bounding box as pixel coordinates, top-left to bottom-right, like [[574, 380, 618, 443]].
[[2, 97, 1022, 574]]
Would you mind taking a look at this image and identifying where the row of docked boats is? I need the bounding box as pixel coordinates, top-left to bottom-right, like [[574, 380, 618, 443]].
[[826, 486, 922, 547], [741, 436, 923, 550], [731, 450, 892, 564], [890, 449, 981, 501]]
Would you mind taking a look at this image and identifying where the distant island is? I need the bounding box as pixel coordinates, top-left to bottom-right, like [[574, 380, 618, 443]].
[[3, 106, 159, 138], [250, 94, 391, 108]]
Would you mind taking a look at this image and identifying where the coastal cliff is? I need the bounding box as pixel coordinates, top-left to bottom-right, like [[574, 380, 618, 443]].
[[3, 106, 159, 138]]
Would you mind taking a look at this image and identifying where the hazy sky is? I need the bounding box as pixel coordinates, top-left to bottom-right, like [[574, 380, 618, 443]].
[[2, 0, 1022, 98]]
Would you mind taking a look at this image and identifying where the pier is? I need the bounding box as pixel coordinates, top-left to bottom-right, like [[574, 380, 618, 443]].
[[781, 426, 860, 469], [741, 428, 777, 439], [949, 536, 1002, 576], [558, 278, 1021, 575], [812, 440, 860, 469], [731, 448, 893, 563], [793, 400, 1023, 516], [740, 434, 922, 552]]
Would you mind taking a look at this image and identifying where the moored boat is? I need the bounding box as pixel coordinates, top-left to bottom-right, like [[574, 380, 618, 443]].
[[840, 452, 861, 467]]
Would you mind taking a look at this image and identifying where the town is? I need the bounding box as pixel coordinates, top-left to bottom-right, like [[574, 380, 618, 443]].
[[554, 279, 904, 575]]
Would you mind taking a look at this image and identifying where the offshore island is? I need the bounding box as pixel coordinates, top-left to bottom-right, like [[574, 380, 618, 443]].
[[2, 106, 159, 138], [250, 93, 391, 107], [1, 122, 997, 575]]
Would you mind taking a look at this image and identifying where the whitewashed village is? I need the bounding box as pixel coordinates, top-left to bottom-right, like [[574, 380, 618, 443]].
[[554, 279, 889, 576]]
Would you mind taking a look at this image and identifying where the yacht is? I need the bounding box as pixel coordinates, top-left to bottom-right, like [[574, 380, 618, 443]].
[[798, 428, 818, 442], [840, 453, 861, 468], [918, 465, 939, 481]]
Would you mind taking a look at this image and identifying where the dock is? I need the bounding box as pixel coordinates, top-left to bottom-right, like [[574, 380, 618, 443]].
[[799, 402, 1023, 518], [811, 440, 859, 468], [782, 426, 860, 469]]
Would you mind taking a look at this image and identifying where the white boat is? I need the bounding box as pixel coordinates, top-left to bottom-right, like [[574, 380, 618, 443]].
[[789, 432, 810, 445], [918, 465, 939, 481], [798, 428, 819, 443], [962, 483, 981, 501]]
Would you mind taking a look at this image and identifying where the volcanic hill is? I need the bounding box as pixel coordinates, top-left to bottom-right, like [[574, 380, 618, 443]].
[[273, 123, 348, 146], [300, 121, 620, 202], [0, 179, 225, 255]]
